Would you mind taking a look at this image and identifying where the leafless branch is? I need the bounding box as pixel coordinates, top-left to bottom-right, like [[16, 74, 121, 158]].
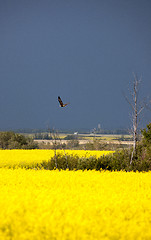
[[122, 91, 134, 110], [137, 106, 145, 115], [124, 73, 144, 164]]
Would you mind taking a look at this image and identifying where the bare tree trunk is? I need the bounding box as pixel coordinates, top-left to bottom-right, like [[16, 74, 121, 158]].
[[130, 80, 138, 164], [124, 73, 144, 164], [51, 128, 69, 169], [58, 133, 69, 169], [51, 128, 58, 169], [63, 149, 69, 169]]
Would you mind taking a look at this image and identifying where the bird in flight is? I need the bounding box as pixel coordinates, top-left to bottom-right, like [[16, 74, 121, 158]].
[[58, 96, 69, 107]]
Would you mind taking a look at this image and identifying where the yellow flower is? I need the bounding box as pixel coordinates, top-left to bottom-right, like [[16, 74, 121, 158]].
[[0, 169, 151, 239], [0, 149, 114, 168]]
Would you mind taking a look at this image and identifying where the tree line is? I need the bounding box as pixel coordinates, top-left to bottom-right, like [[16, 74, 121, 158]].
[[0, 131, 38, 149]]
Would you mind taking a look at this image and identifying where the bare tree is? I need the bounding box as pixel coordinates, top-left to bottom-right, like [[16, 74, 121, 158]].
[[57, 135, 69, 169], [51, 128, 69, 169], [124, 73, 145, 164], [51, 128, 58, 169]]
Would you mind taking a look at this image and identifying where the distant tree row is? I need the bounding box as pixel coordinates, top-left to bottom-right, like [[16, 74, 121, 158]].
[[13, 128, 130, 135], [0, 132, 38, 149], [34, 133, 52, 140]]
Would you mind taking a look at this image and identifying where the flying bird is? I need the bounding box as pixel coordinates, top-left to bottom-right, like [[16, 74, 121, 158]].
[[58, 96, 69, 107]]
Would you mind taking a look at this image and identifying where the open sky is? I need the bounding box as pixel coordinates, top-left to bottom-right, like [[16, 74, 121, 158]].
[[0, 0, 151, 131]]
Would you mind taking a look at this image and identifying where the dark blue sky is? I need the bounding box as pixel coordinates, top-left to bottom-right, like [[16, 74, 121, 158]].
[[0, 0, 151, 131]]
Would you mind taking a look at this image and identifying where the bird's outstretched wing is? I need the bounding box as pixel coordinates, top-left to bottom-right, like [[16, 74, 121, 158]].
[[58, 96, 69, 107], [63, 103, 69, 107], [58, 96, 64, 107]]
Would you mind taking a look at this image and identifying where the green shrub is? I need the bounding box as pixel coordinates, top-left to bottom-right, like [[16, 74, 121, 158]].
[[39, 144, 150, 172]]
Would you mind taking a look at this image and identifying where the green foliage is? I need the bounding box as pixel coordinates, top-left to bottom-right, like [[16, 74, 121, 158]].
[[66, 139, 79, 149], [133, 122, 151, 168], [0, 131, 38, 149], [34, 133, 52, 140], [39, 151, 130, 171], [141, 123, 151, 146], [85, 139, 121, 151], [85, 139, 109, 150]]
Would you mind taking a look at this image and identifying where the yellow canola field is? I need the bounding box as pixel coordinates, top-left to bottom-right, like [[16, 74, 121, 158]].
[[0, 149, 114, 168], [0, 169, 151, 240]]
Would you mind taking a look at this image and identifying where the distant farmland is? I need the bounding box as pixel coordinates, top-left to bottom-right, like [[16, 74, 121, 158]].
[[34, 134, 133, 147]]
